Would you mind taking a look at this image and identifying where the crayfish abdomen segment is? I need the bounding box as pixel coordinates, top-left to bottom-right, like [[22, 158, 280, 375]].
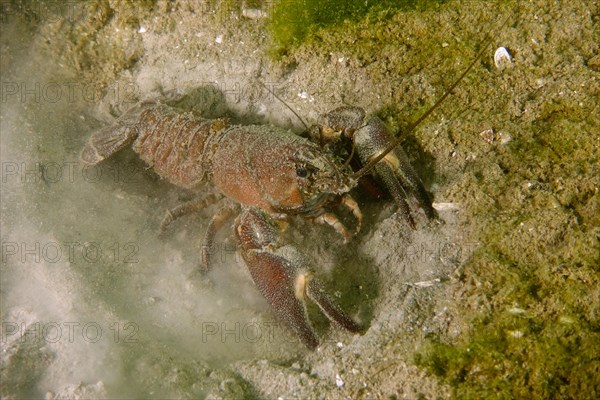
[[133, 105, 228, 189]]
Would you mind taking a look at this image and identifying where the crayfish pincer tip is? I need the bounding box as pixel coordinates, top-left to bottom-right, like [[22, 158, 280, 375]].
[[301, 333, 320, 350], [305, 277, 362, 334]]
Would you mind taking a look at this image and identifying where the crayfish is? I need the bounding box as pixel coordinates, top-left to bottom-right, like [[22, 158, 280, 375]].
[[81, 46, 487, 348]]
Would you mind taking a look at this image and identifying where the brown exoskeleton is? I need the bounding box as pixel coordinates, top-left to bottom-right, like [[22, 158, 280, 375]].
[[81, 41, 489, 348]]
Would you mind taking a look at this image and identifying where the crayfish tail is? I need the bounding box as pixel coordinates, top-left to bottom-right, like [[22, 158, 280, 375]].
[[80, 123, 138, 165]]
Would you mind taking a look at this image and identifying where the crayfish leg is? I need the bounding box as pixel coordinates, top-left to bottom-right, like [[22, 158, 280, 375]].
[[160, 194, 222, 233], [314, 212, 353, 243], [340, 194, 363, 234], [158, 195, 235, 273], [200, 204, 237, 273]]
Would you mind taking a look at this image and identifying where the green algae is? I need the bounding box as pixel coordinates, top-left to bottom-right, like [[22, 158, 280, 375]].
[[268, 0, 446, 55], [278, 0, 599, 397]]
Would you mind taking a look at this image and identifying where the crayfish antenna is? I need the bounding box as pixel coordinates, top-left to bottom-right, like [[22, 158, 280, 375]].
[[258, 81, 309, 131]]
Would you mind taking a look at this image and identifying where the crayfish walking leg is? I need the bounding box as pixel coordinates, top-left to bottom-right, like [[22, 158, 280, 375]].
[[160, 193, 222, 233]]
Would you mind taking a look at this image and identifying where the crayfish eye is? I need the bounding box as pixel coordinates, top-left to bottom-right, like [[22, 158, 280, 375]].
[[295, 166, 310, 178]]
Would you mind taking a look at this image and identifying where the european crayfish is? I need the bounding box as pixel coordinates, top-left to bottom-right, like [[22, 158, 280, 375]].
[[81, 44, 487, 348]]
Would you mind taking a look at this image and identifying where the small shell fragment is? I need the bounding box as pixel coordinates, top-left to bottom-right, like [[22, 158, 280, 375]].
[[497, 131, 512, 145], [507, 330, 525, 339], [494, 46, 512, 69], [479, 128, 495, 144], [508, 307, 528, 315], [405, 278, 442, 288], [432, 202, 460, 211], [478, 128, 512, 145]]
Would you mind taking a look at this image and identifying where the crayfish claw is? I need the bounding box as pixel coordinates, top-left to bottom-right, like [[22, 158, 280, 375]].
[[245, 250, 320, 349], [353, 116, 437, 226], [371, 160, 416, 229], [314, 106, 366, 141], [305, 276, 362, 333], [315, 107, 436, 228], [236, 208, 360, 348]]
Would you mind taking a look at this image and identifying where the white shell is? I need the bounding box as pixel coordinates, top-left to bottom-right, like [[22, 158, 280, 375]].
[[479, 128, 495, 144], [494, 46, 512, 69]]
